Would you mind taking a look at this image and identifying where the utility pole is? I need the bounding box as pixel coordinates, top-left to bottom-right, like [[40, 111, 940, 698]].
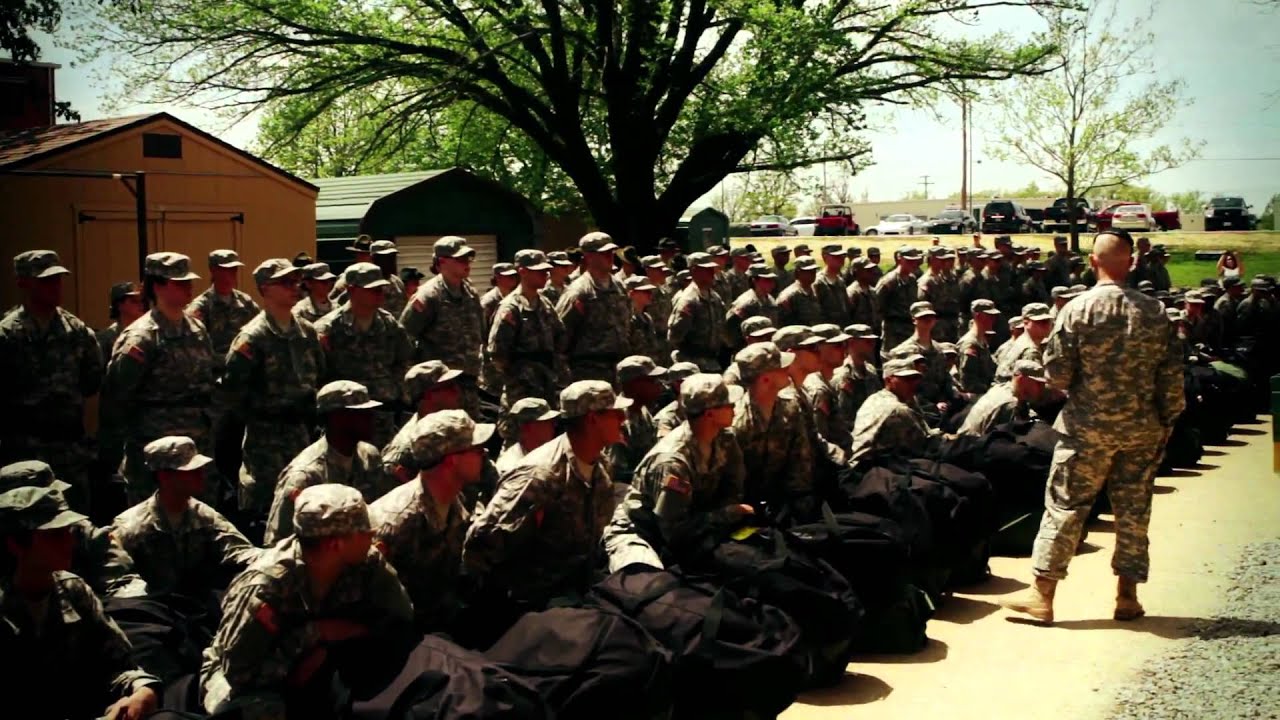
[[919, 175, 933, 199], [960, 98, 968, 211]]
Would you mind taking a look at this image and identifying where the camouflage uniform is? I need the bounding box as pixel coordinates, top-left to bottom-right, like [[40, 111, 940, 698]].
[[605, 405, 658, 488], [994, 332, 1043, 384], [956, 382, 1026, 437], [556, 274, 632, 383], [831, 358, 882, 425], [463, 383, 627, 605], [918, 267, 963, 343], [201, 487, 414, 716], [188, 287, 260, 357], [803, 372, 853, 453], [401, 274, 485, 417], [769, 258, 794, 297], [654, 401, 685, 438], [96, 322, 124, 365], [814, 269, 852, 327], [730, 345, 814, 506], [724, 265, 751, 302], [0, 255, 102, 509], [1213, 287, 1242, 347], [1045, 250, 1072, 290], [887, 334, 952, 407], [668, 281, 727, 372], [776, 282, 824, 327], [488, 290, 567, 409], [603, 375, 745, 571], [479, 279, 514, 399], [223, 310, 325, 515], [726, 286, 780, 350], [641, 258, 675, 360], [264, 435, 390, 546], [1235, 287, 1275, 339], [292, 263, 337, 323], [381, 273, 409, 319], [849, 384, 932, 464], [846, 279, 880, 330], [1030, 283, 1184, 584], [874, 265, 919, 354], [314, 299, 414, 447]]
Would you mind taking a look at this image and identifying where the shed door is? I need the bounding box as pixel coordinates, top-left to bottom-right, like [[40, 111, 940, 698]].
[[394, 235, 499, 290], [74, 215, 162, 331], [157, 213, 246, 296]]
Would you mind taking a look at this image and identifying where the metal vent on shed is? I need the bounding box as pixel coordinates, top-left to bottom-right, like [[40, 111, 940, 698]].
[[142, 133, 183, 159]]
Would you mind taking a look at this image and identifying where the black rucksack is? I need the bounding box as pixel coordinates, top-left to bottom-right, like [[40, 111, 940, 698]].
[[486, 607, 674, 720]]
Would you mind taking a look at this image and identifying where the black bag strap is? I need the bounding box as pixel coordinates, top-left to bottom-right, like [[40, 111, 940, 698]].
[[701, 589, 727, 639]]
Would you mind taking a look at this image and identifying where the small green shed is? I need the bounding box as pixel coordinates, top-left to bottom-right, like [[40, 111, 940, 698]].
[[675, 206, 730, 251], [313, 168, 539, 280]]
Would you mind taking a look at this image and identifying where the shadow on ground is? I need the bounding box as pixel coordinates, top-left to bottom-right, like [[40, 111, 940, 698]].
[[1230, 428, 1268, 437], [934, 596, 1002, 625], [799, 671, 894, 706], [853, 637, 949, 665], [1201, 449, 1227, 457], [1153, 484, 1178, 494], [1007, 616, 1280, 640], [955, 574, 1029, 596], [1208, 439, 1249, 448], [1090, 518, 1115, 533]]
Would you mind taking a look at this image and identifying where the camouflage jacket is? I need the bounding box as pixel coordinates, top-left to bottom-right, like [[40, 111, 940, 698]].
[[111, 494, 260, 595], [918, 271, 963, 320], [0, 306, 102, 444], [222, 312, 325, 423], [400, 276, 484, 378], [769, 264, 794, 296], [849, 388, 932, 463], [75, 520, 150, 598], [370, 480, 470, 629], [314, 306, 414, 408], [814, 271, 852, 327], [724, 268, 752, 302], [382, 416, 499, 512], [956, 382, 1025, 437], [382, 273, 409, 319], [993, 332, 1043, 384], [188, 287, 260, 356], [291, 295, 333, 324], [628, 311, 664, 367], [831, 359, 882, 425], [874, 268, 918, 326], [955, 326, 997, 395], [556, 274, 632, 363], [776, 282, 824, 327], [730, 392, 814, 505], [96, 322, 122, 366], [846, 280, 880, 329], [654, 400, 684, 438], [803, 372, 852, 452], [668, 284, 727, 364], [604, 405, 658, 487], [264, 436, 392, 545], [725, 289, 780, 349]]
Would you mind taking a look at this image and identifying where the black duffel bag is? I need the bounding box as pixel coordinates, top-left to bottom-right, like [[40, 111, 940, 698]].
[[486, 606, 674, 720], [588, 567, 808, 719]]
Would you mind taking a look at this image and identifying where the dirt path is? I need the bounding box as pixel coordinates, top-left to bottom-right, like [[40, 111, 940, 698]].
[[785, 416, 1278, 720]]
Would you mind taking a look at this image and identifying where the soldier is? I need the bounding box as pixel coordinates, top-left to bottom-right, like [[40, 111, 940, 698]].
[[668, 252, 728, 372], [200, 484, 413, 717], [874, 245, 923, 353], [371, 410, 493, 631], [832, 323, 883, 423], [954, 299, 1003, 400], [327, 235, 374, 304], [1127, 236, 1153, 289], [603, 374, 747, 571], [886, 301, 955, 423], [1235, 276, 1275, 339], [657, 238, 681, 269], [314, 263, 414, 447], [1021, 261, 1051, 305], [265, 381, 392, 545], [110, 436, 259, 596], [813, 244, 851, 326], [1214, 276, 1246, 347], [731, 342, 814, 510], [624, 276, 664, 365], [846, 257, 881, 330], [1003, 231, 1183, 624], [654, 362, 703, 437], [1049, 285, 1077, 320], [994, 302, 1054, 383], [1068, 255, 1094, 287], [478, 262, 520, 402], [401, 236, 485, 417], [488, 250, 566, 413], [541, 251, 575, 307], [0, 250, 102, 510], [724, 247, 754, 300], [369, 240, 409, 317], [725, 263, 780, 350], [187, 249, 260, 358], [769, 244, 794, 296], [604, 356, 666, 488], [222, 259, 325, 521], [993, 315, 1025, 367], [849, 357, 935, 465], [1, 460, 147, 598], [291, 262, 337, 323], [956, 360, 1048, 437], [0, 486, 160, 720], [463, 380, 629, 607], [1045, 236, 1073, 289], [802, 324, 856, 455], [1181, 291, 1219, 351], [777, 255, 824, 327], [706, 244, 734, 305], [918, 247, 963, 342], [640, 255, 674, 350], [863, 246, 884, 284], [495, 398, 561, 474], [399, 266, 426, 299], [556, 232, 632, 383], [97, 281, 146, 362]]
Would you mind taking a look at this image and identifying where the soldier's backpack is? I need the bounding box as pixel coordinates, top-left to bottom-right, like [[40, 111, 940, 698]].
[[486, 606, 674, 720], [588, 567, 808, 719]]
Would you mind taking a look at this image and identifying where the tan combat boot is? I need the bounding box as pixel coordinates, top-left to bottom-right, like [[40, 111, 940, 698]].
[[1001, 577, 1057, 624], [1114, 577, 1146, 621]]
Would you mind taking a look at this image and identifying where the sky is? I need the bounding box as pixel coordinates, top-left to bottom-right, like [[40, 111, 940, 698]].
[[32, 0, 1280, 212]]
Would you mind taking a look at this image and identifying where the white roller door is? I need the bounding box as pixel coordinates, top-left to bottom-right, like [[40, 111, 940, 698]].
[[394, 234, 499, 289]]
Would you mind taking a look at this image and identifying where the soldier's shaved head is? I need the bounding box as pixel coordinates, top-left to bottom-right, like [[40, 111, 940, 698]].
[[1090, 232, 1133, 283]]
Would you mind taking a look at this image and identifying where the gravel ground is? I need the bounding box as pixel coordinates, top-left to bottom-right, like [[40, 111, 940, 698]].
[[1109, 540, 1280, 720]]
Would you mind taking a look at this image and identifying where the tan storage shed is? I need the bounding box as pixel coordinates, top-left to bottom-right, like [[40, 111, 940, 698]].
[[0, 112, 318, 330]]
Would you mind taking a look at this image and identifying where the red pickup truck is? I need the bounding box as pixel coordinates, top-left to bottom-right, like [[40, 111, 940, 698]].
[[815, 204, 860, 236], [1093, 202, 1182, 232]]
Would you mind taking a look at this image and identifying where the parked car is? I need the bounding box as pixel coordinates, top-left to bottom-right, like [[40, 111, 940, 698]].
[[1108, 204, 1156, 232], [865, 213, 930, 236], [814, 204, 860, 236], [980, 200, 1034, 234], [749, 215, 798, 237], [790, 216, 818, 236], [1093, 202, 1182, 232], [927, 208, 978, 235], [1203, 196, 1256, 231], [1041, 197, 1093, 233]]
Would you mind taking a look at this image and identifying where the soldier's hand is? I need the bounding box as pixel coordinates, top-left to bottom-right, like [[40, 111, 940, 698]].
[[104, 686, 157, 720], [729, 504, 755, 517], [936, 402, 950, 414], [313, 618, 369, 644]]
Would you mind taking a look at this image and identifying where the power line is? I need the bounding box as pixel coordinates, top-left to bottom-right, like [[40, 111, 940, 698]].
[[1184, 157, 1280, 162], [919, 175, 933, 198]]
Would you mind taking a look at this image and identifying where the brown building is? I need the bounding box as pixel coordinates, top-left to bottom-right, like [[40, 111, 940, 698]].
[[0, 112, 318, 330]]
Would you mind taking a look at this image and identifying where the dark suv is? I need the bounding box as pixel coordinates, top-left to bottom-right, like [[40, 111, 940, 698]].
[[981, 200, 1033, 234], [1203, 197, 1256, 231]]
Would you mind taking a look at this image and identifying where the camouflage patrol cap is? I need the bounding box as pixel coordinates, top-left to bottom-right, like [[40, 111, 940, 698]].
[[578, 232, 618, 253], [812, 323, 852, 343], [1137, 280, 1156, 292], [1008, 315, 1023, 329], [1012, 359, 1047, 382], [293, 484, 371, 539], [1165, 307, 1187, 323], [208, 249, 244, 269], [1183, 290, 1206, 304], [370, 240, 398, 256], [657, 238, 679, 250], [640, 255, 667, 270], [747, 264, 777, 280], [675, 270, 691, 285], [0, 486, 85, 533], [1069, 255, 1085, 266], [729, 247, 752, 258], [1221, 276, 1242, 289], [109, 281, 142, 305], [434, 236, 477, 259], [304, 263, 337, 281], [734, 342, 794, 383], [770, 245, 791, 256], [970, 299, 1001, 315], [847, 246, 863, 257], [560, 380, 633, 418], [0, 461, 70, 493], [623, 276, 656, 292], [616, 355, 668, 385], [1022, 303, 1053, 321], [773, 325, 823, 351], [680, 373, 742, 415], [252, 258, 302, 286], [706, 245, 730, 257], [405, 361, 463, 398], [686, 252, 718, 269], [317, 380, 383, 414], [938, 342, 958, 357], [399, 267, 425, 283], [667, 362, 702, 383], [1050, 285, 1070, 299], [143, 436, 214, 472], [741, 316, 776, 340], [343, 262, 390, 290], [896, 246, 923, 261], [849, 257, 873, 270], [1250, 276, 1271, 290], [910, 301, 937, 318], [508, 398, 561, 426], [994, 235, 1013, 246], [821, 244, 846, 257], [792, 256, 820, 272], [492, 263, 517, 277], [843, 323, 879, 339], [514, 249, 553, 271], [146, 252, 201, 281], [882, 357, 922, 379], [410, 409, 495, 467], [866, 246, 881, 256], [1053, 235, 1068, 245], [548, 251, 576, 267], [1069, 284, 1088, 294], [14, 250, 71, 279]]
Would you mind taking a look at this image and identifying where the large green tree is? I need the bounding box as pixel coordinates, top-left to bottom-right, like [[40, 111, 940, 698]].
[[989, 0, 1203, 250], [80, 0, 1072, 249]]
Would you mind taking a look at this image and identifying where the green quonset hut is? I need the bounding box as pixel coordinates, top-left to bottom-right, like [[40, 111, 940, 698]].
[[312, 168, 539, 282], [675, 206, 730, 251]]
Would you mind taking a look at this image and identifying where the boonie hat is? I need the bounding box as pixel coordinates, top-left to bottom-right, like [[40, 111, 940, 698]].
[[0, 461, 71, 493]]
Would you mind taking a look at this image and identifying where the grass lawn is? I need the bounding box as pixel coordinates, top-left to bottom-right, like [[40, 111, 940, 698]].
[[732, 231, 1280, 291]]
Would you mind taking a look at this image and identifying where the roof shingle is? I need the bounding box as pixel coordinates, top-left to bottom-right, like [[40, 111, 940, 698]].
[[0, 114, 152, 168]]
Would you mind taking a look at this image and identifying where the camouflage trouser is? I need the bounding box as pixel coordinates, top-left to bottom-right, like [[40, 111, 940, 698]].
[[124, 429, 222, 506], [931, 316, 961, 343], [1031, 435, 1162, 583], [500, 364, 561, 412], [880, 321, 914, 360], [238, 421, 312, 516]]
